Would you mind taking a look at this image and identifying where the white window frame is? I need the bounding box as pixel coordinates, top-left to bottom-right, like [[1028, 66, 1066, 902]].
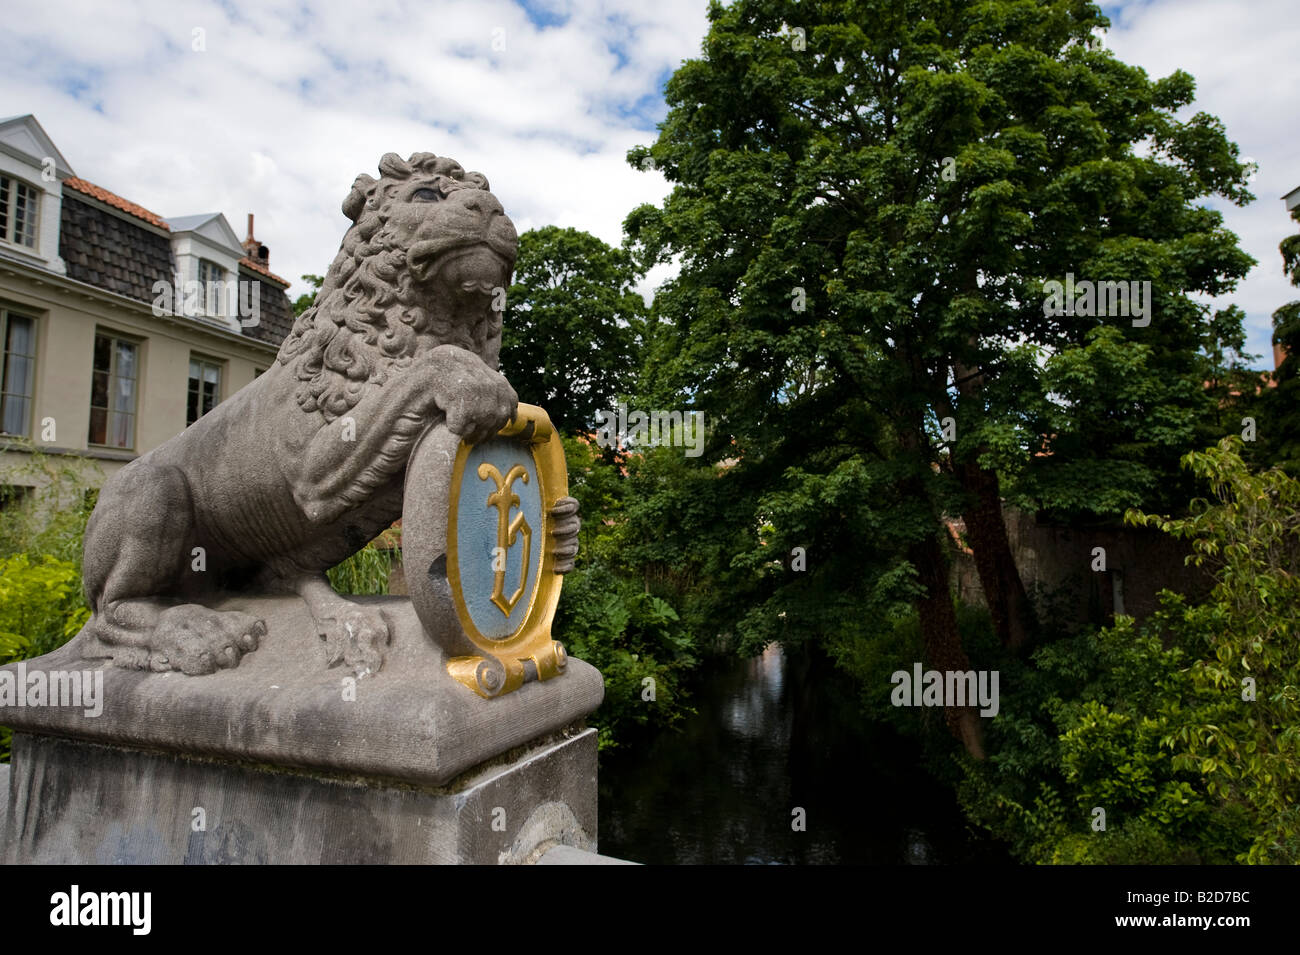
[[0, 175, 41, 251], [197, 258, 226, 317]]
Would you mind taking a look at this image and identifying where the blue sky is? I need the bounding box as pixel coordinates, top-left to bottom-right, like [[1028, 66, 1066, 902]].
[[2, 0, 1296, 366]]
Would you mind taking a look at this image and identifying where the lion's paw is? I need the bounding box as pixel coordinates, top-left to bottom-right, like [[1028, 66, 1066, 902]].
[[147, 605, 264, 675], [318, 606, 391, 678]]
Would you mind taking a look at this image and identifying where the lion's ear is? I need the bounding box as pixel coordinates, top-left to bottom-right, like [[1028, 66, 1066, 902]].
[[378, 152, 412, 179], [343, 174, 377, 222]]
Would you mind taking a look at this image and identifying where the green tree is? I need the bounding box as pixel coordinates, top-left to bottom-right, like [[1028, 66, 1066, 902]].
[[500, 227, 646, 436], [625, 0, 1255, 754], [1259, 208, 1300, 473], [292, 273, 324, 317]]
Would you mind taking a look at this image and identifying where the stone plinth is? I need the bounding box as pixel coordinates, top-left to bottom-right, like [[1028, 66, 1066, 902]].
[[0, 594, 603, 864]]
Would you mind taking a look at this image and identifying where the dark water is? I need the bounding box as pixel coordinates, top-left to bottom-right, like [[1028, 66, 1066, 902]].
[[597, 644, 1012, 865]]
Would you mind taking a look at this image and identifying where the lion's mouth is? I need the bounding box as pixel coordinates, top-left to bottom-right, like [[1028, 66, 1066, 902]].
[[407, 234, 515, 284]]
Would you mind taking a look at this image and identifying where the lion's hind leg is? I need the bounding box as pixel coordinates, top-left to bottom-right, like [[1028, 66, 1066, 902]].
[[76, 462, 264, 675]]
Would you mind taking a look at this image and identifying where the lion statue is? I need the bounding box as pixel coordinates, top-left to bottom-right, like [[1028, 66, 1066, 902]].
[[71, 151, 579, 677]]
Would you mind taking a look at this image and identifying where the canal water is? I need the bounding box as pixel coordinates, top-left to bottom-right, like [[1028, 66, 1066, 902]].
[[597, 643, 1012, 865]]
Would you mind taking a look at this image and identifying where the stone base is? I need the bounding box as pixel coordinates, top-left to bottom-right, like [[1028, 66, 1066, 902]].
[[0, 594, 603, 786], [2, 727, 597, 864], [0, 592, 604, 864]]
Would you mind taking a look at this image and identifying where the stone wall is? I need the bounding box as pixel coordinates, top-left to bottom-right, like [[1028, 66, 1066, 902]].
[[952, 507, 1214, 632]]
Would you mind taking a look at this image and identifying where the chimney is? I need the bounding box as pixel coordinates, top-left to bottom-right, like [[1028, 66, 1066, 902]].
[[242, 213, 269, 266], [1277, 341, 1290, 372]]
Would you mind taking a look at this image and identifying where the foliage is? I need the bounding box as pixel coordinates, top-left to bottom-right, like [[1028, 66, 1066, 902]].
[[327, 540, 395, 595], [500, 227, 647, 436], [0, 449, 102, 762], [0, 554, 89, 659], [554, 563, 697, 751], [957, 439, 1297, 863], [0, 554, 90, 763], [292, 273, 324, 317], [556, 437, 702, 749], [1258, 208, 1300, 474], [620, 0, 1257, 741], [0, 446, 101, 571]]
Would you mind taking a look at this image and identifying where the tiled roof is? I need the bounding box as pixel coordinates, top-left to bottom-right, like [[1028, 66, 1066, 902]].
[[238, 263, 296, 347], [56, 178, 295, 347], [238, 254, 289, 287], [62, 177, 169, 231], [59, 193, 174, 305]]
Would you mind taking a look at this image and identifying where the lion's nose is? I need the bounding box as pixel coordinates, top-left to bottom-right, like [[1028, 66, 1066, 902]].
[[452, 190, 503, 217]]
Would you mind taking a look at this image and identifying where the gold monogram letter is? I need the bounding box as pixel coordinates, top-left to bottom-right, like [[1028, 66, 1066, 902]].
[[478, 463, 532, 615]]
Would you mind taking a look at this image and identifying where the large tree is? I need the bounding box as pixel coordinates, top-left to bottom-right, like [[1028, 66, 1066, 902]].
[[499, 226, 646, 436], [625, 0, 1254, 755]]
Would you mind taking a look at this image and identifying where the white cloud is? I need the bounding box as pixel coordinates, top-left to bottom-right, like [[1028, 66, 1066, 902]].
[[0, 0, 706, 297], [3, 0, 1294, 369], [1102, 0, 1300, 364]]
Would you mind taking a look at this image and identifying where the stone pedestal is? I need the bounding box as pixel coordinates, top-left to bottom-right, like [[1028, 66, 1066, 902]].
[[0, 594, 604, 864]]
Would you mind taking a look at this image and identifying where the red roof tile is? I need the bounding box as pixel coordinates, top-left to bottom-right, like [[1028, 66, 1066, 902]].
[[62, 177, 169, 230], [239, 255, 289, 287]]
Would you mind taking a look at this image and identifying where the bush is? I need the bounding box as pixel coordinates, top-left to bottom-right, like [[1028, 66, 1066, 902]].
[[555, 562, 697, 751], [957, 439, 1297, 864], [0, 554, 90, 762]]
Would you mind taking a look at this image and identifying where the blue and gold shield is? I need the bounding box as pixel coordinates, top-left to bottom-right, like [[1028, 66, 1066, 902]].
[[422, 404, 568, 697]]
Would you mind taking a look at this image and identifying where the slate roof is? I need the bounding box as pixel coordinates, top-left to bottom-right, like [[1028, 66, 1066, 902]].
[[239, 263, 297, 346], [56, 177, 294, 347], [59, 192, 174, 305]]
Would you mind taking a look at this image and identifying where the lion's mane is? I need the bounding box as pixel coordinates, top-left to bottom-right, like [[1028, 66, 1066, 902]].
[[276, 152, 495, 422]]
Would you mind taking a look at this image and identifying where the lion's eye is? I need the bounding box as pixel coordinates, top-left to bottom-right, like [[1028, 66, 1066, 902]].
[[412, 188, 442, 201]]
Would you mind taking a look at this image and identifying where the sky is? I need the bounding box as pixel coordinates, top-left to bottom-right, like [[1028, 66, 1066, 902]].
[[2, 0, 1296, 366]]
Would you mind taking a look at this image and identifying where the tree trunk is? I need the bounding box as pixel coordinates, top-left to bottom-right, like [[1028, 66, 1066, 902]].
[[910, 527, 986, 760], [948, 349, 1036, 652], [954, 457, 1035, 651]]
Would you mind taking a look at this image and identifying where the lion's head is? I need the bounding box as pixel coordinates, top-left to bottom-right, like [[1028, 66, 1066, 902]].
[[277, 151, 518, 421]]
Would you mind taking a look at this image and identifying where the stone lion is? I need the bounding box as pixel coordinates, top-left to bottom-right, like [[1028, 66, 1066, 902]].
[[72, 151, 579, 677]]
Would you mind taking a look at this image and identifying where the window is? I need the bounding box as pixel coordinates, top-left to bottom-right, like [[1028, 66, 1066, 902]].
[[0, 175, 40, 249], [198, 259, 225, 316], [89, 333, 138, 449], [187, 357, 221, 425], [1, 309, 36, 437], [0, 485, 32, 511]]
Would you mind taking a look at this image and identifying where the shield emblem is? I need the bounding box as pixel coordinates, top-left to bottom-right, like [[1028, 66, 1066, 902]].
[[404, 403, 568, 698]]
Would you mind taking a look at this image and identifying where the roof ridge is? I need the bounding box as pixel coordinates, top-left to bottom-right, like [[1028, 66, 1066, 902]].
[[63, 176, 169, 231], [238, 255, 289, 287]]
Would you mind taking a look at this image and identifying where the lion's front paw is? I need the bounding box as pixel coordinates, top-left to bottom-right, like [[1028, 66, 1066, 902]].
[[148, 605, 264, 675], [319, 605, 392, 678], [431, 344, 518, 444]]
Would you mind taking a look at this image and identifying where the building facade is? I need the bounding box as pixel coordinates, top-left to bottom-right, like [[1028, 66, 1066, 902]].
[[0, 114, 295, 497]]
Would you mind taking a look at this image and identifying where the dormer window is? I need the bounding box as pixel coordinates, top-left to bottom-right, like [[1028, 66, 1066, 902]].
[[0, 175, 40, 249]]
